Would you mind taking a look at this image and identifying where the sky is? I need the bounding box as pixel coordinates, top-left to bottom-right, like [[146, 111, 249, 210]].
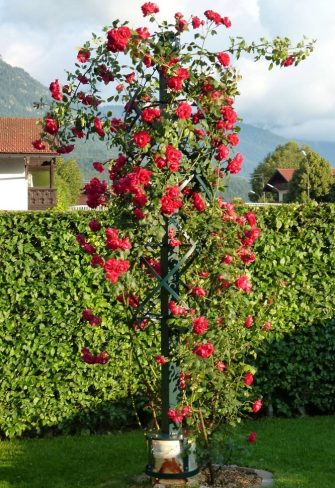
[[0, 0, 334, 142]]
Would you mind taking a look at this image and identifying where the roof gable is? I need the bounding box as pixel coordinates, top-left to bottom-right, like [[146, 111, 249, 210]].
[[0, 117, 56, 155]]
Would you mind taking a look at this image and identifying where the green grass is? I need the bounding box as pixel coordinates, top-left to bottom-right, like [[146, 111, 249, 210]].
[[0, 417, 334, 488], [239, 416, 335, 488]]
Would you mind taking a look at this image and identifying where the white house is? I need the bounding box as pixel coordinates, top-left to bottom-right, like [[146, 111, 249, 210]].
[[0, 117, 57, 210]]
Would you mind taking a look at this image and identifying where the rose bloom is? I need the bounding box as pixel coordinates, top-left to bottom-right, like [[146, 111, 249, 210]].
[[44, 117, 59, 135], [136, 27, 151, 39], [141, 107, 161, 122], [222, 16, 232, 28], [77, 48, 90, 63], [252, 399, 263, 413], [244, 315, 254, 328], [192, 316, 208, 335], [192, 16, 202, 28], [227, 133, 239, 146], [133, 130, 151, 148], [247, 432, 257, 443], [88, 219, 101, 232], [49, 79, 63, 101], [217, 52, 230, 67], [107, 26, 132, 52], [282, 55, 294, 67], [141, 2, 159, 16], [227, 153, 244, 174], [223, 255, 233, 265], [244, 372, 254, 386], [235, 274, 252, 293], [32, 139, 46, 151], [92, 161, 104, 173], [192, 287, 206, 297], [262, 321, 272, 331], [204, 9, 222, 25], [192, 192, 206, 212], [167, 76, 183, 91], [154, 355, 167, 365], [193, 342, 215, 358], [176, 102, 192, 119], [216, 361, 226, 372], [91, 255, 105, 267]]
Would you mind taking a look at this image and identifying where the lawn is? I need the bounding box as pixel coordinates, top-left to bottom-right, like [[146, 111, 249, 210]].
[[0, 416, 334, 488]]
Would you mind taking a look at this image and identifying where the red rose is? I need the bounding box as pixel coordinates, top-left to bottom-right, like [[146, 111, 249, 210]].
[[217, 52, 230, 67], [244, 315, 254, 328], [247, 432, 257, 443], [227, 133, 239, 146], [107, 26, 132, 52], [104, 258, 130, 283], [192, 16, 201, 28], [222, 16, 232, 28], [88, 219, 101, 232], [32, 139, 46, 150], [216, 361, 226, 372], [192, 316, 208, 335], [133, 130, 151, 148], [141, 107, 161, 122], [166, 145, 182, 164], [204, 9, 222, 25], [56, 144, 75, 154], [154, 355, 167, 365], [192, 287, 206, 297], [143, 54, 153, 67], [245, 211, 257, 227], [91, 255, 105, 267], [77, 48, 90, 63], [193, 342, 215, 358], [167, 76, 183, 91], [44, 117, 58, 135], [177, 68, 190, 80], [244, 372, 254, 386], [252, 400, 263, 413], [262, 321, 272, 331], [71, 128, 84, 138], [92, 161, 105, 173], [167, 408, 184, 424], [141, 2, 159, 16], [235, 275, 252, 293], [49, 79, 63, 101], [136, 27, 150, 39], [176, 102, 192, 119], [192, 192, 206, 212], [282, 55, 294, 67], [93, 117, 105, 138], [227, 153, 243, 174], [216, 143, 229, 161]]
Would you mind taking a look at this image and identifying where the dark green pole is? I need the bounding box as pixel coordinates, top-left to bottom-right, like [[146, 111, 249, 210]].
[[159, 63, 180, 438]]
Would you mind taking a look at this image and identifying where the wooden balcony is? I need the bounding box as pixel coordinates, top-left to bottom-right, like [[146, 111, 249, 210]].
[[28, 188, 57, 210]]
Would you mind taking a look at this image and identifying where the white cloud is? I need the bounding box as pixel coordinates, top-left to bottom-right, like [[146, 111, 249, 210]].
[[0, 0, 334, 141]]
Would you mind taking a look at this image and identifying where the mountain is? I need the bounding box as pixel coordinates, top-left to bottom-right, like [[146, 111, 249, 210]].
[[0, 57, 49, 116], [1, 57, 334, 189]]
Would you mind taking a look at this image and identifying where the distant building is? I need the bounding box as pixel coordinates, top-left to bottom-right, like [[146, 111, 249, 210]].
[[0, 117, 57, 210], [264, 167, 335, 202]]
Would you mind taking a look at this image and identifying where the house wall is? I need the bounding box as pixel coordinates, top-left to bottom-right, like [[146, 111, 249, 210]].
[[0, 157, 28, 210]]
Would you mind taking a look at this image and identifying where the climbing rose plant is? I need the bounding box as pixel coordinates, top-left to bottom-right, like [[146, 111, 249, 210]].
[[35, 2, 313, 476]]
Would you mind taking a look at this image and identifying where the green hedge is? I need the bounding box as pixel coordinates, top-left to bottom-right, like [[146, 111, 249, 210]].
[[252, 203, 335, 416], [0, 204, 334, 437], [0, 211, 142, 438]]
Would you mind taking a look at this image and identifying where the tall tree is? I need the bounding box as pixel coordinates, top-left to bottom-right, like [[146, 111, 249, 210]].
[[250, 141, 308, 201], [55, 157, 83, 209], [287, 151, 334, 202]]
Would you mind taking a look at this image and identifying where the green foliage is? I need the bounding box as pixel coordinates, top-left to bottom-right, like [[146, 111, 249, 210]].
[[287, 151, 334, 202], [251, 203, 335, 415], [1, 205, 335, 438], [55, 157, 83, 210], [250, 141, 309, 201], [0, 211, 141, 438]]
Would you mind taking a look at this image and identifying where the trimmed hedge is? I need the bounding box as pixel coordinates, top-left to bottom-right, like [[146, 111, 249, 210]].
[[252, 203, 335, 415], [0, 211, 142, 438], [0, 204, 334, 437]]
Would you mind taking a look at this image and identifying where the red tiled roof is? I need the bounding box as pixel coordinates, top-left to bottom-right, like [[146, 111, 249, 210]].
[[276, 168, 296, 182], [0, 117, 56, 155]]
